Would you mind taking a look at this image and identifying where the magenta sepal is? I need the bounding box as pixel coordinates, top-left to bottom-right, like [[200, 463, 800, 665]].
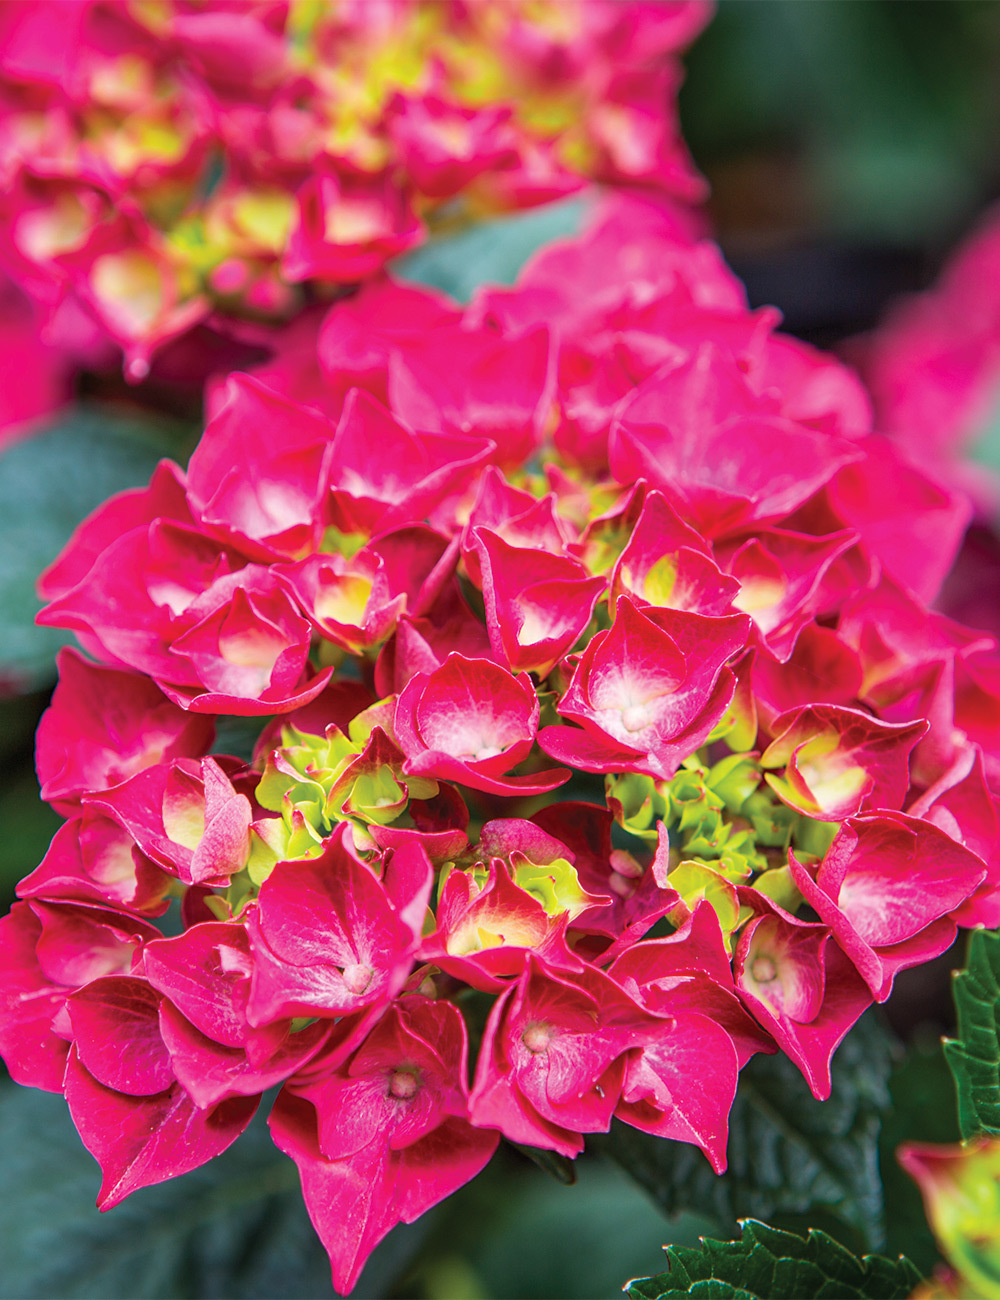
[[64, 1046, 258, 1210], [733, 893, 873, 1099], [394, 652, 569, 796], [245, 826, 431, 1025], [469, 953, 661, 1155], [787, 812, 982, 1001], [67, 975, 175, 1096], [270, 997, 498, 1295]]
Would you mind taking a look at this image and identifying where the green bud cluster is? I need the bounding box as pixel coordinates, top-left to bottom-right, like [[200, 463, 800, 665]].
[[606, 750, 836, 893]]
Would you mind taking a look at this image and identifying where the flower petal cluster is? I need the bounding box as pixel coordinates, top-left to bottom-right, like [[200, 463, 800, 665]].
[[0, 0, 709, 375], [4, 193, 997, 1293]]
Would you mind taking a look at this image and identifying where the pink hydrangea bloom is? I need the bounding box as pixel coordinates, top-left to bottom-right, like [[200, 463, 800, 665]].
[[0, 0, 710, 375], [2, 193, 996, 1293]]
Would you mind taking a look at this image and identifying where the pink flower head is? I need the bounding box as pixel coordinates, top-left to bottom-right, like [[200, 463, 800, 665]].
[[788, 813, 984, 1002], [9, 88, 1000, 1292], [35, 648, 214, 814], [469, 954, 659, 1156], [245, 825, 431, 1025], [539, 596, 749, 779], [760, 703, 926, 820], [394, 653, 569, 797], [271, 996, 498, 1295]]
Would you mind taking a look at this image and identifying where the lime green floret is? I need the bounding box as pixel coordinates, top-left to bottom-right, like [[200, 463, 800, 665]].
[[256, 725, 362, 830], [250, 723, 437, 880], [606, 752, 836, 887], [512, 856, 595, 920]]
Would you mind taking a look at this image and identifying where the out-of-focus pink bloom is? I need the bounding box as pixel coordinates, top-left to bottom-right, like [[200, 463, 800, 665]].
[[0, 0, 712, 367]]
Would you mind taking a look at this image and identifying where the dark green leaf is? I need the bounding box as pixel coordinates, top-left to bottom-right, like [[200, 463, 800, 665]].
[[395, 198, 586, 302], [879, 1035, 959, 1274], [509, 1141, 578, 1185], [406, 1144, 710, 1300], [0, 405, 186, 692], [597, 1012, 894, 1251], [944, 928, 1000, 1139], [212, 714, 273, 765], [625, 1219, 922, 1300], [0, 1080, 424, 1300]]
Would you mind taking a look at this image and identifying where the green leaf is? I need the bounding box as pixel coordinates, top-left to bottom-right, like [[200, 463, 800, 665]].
[[625, 1220, 923, 1300], [407, 1144, 711, 1300], [0, 1080, 424, 1300], [0, 405, 187, 692], [944, 929, 1000, 1140], [213, 714, 273, 765], [395, 197, 586, 302], [879, 1035, 959, 1274], [597, 1012, 894, 1252]]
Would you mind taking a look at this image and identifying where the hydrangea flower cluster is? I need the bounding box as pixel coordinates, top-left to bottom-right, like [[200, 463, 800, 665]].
[[0, 0, 708, 377], [2, 195, 997, 1293]]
